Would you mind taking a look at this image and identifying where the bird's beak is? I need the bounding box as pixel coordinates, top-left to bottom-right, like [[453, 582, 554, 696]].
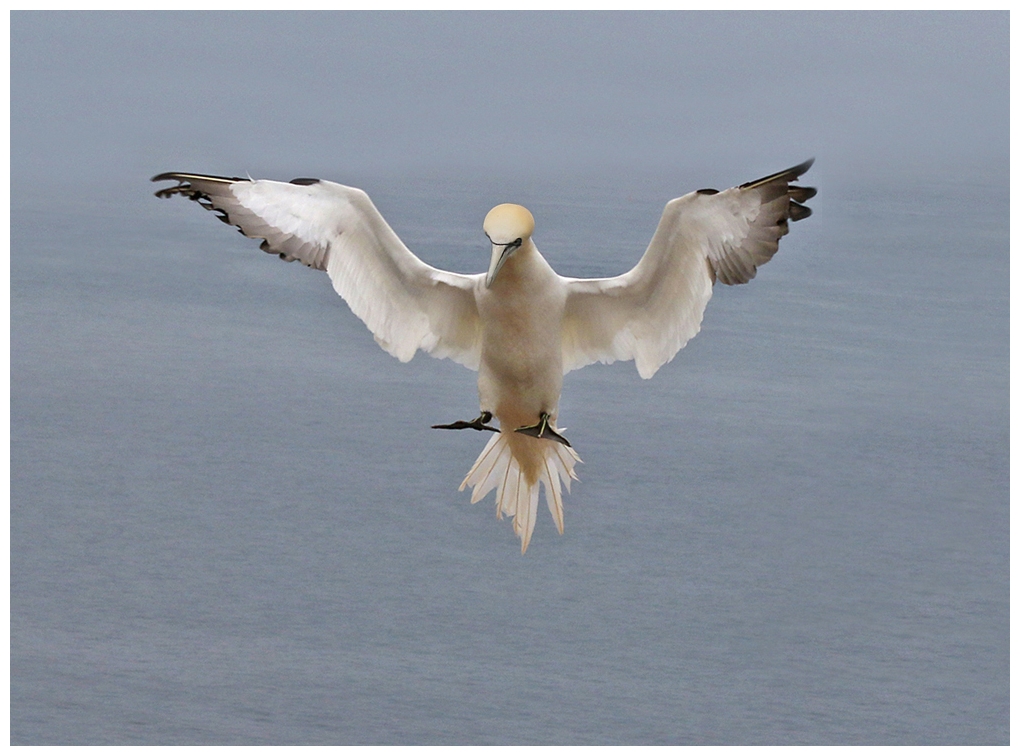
[[485, 240, 520, 288]]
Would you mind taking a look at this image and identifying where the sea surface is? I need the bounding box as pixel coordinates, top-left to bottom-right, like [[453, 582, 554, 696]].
[[10, 170, 1009, 744]]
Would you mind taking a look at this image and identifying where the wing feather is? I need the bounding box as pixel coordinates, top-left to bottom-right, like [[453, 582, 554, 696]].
[[153, 173, 483, 368], [562, 160, 815, 378]]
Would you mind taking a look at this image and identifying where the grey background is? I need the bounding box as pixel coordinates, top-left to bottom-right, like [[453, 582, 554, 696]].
[[12, 12, 1007, 186], [11, 11, 1008, 744]]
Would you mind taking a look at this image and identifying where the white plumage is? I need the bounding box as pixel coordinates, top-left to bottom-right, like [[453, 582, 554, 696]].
[[153, 160, 815, 552]]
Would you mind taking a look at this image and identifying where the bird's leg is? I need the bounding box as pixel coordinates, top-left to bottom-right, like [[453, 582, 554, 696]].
[[432, 410, 499, 433], [515, 412, 572, 447]]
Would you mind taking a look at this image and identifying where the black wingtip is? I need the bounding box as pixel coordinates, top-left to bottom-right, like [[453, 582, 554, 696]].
[[740, 158, 815, 190], [150, 172, 247, 184], [791, 157, 815, 175], [789, 186, 818, 203], [789, 201, 812, 222]]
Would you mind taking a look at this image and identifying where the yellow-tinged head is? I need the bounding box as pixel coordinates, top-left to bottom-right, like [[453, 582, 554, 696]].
[[483, 204, 535, 287], [484, 203, 535, 243]]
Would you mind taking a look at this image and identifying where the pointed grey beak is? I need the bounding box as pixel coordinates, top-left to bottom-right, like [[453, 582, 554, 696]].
[[485, 238, 522, 288]]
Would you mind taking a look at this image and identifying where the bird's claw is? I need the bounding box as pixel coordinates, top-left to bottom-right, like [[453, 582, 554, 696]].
[[515, 412, 572, 447], [432, 411, 499, 433]]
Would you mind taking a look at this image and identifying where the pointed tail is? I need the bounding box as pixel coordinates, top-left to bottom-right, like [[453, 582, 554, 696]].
[[460, 431, 582, 553]]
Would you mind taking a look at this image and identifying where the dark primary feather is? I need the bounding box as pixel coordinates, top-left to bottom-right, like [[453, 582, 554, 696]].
[[708, 159, 816, 285], [152, 172, 330, 268]]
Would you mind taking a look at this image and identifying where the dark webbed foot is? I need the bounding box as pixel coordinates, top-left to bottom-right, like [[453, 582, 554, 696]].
[[432, 411, 499, 433], [515, 412, 572, 447]]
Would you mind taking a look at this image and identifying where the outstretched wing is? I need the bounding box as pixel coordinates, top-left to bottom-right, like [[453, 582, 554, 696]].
[[561, 160, 816, 379], [153, 173, 483, 369]]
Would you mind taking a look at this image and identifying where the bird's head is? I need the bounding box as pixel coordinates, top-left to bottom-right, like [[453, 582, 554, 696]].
[[483, 203, 535, 287]]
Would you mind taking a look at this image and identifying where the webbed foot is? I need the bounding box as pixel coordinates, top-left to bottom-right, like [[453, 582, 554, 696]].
[[432, 411, 499, 433], [515, 412, 572, 447]]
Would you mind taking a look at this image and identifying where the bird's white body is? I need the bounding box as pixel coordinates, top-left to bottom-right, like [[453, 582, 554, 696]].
[[477, 239, 564, 430], [154, 161, 815, 552], [470, 238, 579, 549]]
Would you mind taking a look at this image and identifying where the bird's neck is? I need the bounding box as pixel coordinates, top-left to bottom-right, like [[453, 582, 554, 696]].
[[495, 240, 553, 288]]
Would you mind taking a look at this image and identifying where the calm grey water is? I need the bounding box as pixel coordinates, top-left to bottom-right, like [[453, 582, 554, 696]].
[[11, 171, 1008, 744]]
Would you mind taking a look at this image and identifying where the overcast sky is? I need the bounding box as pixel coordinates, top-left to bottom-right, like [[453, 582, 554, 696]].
[[11, 11, 1008, 192]]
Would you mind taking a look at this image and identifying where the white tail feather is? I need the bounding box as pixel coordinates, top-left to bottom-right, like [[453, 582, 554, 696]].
[[460, 431, 582, 553]]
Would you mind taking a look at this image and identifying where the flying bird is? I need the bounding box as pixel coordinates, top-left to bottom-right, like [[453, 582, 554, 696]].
[[153, 160, 816, 552]]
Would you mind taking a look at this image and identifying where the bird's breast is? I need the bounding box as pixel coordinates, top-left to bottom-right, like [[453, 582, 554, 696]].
[[479, 292, 563, 380], [475, 267, 566, 417]]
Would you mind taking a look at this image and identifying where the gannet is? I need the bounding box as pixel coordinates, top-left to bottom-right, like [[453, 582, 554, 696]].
[[153, 160, 816, 552]]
